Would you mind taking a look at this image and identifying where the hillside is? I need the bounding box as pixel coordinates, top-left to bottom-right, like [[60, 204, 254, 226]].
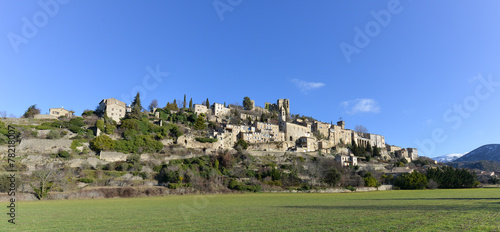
[[448, 160, 500, 172], [455, 144, 500, 162]]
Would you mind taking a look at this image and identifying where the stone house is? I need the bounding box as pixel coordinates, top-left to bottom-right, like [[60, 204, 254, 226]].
[[386, 144, 402, 153], [395, 148, 418, 162], [312, 121, 331, 138], [194, 104, 208, 115], [335, 154, 358, 167], [49, 107, 73, 118], [296, 136, 317, 152], [98, 98, 126, 123], [213, 103, 230, 116], [280, 122, 311, 142]]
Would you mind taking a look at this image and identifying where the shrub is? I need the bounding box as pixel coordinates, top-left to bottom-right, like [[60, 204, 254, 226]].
[[234, 139, 248, 150], [89, 135, 115, 152], [78, 178, 94, 184], [57, 150, 70, 159], [394, 171, 427, 190], [82, 110, 94, 116], [346, 186, 356, 192], [46, 130, 61, 139], [195, 137, 218, 143]]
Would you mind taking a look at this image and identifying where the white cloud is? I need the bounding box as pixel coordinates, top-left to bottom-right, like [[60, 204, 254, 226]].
[[342, 98, 380, 114], [290, 79, 325, 93]]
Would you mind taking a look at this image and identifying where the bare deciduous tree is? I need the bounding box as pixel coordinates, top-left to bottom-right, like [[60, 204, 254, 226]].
[[355, 125, 368, 134], [149, 99, 158, 112]]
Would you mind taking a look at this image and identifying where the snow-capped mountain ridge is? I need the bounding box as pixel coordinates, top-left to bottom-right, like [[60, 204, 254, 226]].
[[455, 144, 500, 162]]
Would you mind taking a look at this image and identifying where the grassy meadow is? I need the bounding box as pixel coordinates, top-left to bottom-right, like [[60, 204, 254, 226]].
[[4, 188, 500, 231]]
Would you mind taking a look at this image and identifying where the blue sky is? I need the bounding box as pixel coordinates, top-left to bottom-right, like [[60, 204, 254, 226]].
[[1, 1, 500, 158]]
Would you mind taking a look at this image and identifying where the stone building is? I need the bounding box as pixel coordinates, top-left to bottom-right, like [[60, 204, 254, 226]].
[[254, 122, 279, 135], [280, 122, 311, 142], [213, 103, 230, 116], [407, 148, 418, 161], [98, 98, 126, 123], [335, 154, 358, 167], [297, 136, 317, 152], [386, 144, 402, 153], [194, 104, 208, 115], [328, 123, 353, 146], [312, 121, 331, 138], [49, 107, 73, 118]]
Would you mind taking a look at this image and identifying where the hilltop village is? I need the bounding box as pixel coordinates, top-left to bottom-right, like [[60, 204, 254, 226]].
[[2, 94, 456, 201], [45, 97, 418, 164]]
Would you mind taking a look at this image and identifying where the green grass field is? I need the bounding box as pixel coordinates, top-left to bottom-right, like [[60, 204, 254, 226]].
[[4, 188, 500, 231]]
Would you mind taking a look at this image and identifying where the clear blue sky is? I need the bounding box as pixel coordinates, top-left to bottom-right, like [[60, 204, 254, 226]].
[[1, 1, 500, 158]]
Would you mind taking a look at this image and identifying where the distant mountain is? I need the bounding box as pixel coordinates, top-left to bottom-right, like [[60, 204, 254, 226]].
[[433, 153, 464, 163], [455, 144, 500, 162]]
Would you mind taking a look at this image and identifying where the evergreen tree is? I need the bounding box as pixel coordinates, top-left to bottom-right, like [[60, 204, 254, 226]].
[[183, 94, 187, 109], [243, 96, 253, 110], [131, 92, 142, 119], [194, 114, 206, 130], [189, 98, 193, 110], [205, 98, 210, 108], [23, 104, 40, 118]]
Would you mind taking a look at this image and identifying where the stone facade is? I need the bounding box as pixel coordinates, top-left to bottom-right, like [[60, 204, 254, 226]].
[[49, 107, 73, 118], [312, 121, 331, 138], [194, 104, 208, 115], [280, 122, 311, 142], [297, 136, 316, 152], [213, 103, 230, 116], [335, 154, 358, 167], [98, 98, 126, 123]]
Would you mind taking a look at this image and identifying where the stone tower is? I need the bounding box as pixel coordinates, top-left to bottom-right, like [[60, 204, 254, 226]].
[[337, 120, 345, 130], [277, 99, 290, 120]]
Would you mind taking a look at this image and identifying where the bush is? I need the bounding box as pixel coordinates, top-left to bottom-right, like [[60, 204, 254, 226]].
[[235, 139, 248, 150], [89, 135, 115, 152], [46, 130, 61, 139], [394, 171, 427, 190], [195, 137, 218, 143], [57, 150, 70, 159], [346, 186, 356, 192], [363, 173, 380, 187], [78, 178, 94, 183]]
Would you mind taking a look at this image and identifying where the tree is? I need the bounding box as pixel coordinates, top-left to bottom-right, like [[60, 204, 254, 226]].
[[131, 92, 143, 119], [373, 145, 381, 157], [194, 114, 206, 130], [363, 173, 380, 187], [23, 104, 40, 118], [323, 168, 341, 187], [165, 102, 179, 111], [205, 98, 210, 108], [355, 125, 368, 134], [189, 98, 193, 110], [235, 139, 248, 150], [90, 135, 115, 152], [243, 96, 253, 110], [149, 99, 158, 112], [29, 169, 57, 200], [394, 171, 428, 189], [96, 119, 105, 132], [183, 94, 187, 109]]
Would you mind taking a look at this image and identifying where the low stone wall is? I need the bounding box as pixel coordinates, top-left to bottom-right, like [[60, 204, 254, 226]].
[[18, 138, 72, 154], [99, 151, 129, 162]]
